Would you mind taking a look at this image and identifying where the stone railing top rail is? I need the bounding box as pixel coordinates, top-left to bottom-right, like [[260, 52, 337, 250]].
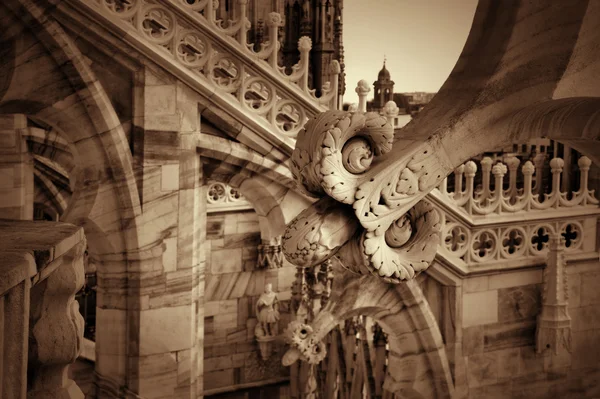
[[73, 0, 340, 140]]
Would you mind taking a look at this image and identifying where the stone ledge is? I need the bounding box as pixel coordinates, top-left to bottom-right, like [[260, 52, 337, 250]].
[[0, 218, 84, 267], [0, 218, 84, 294]]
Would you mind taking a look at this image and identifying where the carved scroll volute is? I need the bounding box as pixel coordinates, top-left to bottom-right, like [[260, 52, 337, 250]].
[[28, 240, 86, 399], [290, 110, 393, 204], [283, 197, 360, 268], [285, 109, 442, 284]]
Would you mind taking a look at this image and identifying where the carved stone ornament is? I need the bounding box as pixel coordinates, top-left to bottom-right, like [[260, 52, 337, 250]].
[[284, 110, 441, 283], [255, 283, 280, 360]]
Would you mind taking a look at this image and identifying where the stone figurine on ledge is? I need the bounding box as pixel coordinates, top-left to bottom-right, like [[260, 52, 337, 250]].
[[255, 283, 280, 360]]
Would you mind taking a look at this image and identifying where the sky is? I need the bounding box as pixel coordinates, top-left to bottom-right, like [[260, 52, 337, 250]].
[[342, 0, 478, 104]]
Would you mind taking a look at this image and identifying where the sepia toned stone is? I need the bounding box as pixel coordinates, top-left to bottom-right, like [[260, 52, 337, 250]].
[[498, 284, 541, 323], [3, 0, 600, 397]]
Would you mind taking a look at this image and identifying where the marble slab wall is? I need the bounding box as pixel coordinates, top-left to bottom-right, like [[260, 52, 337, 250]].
[[203, 210, 295, 393], [438, 260, 600, 398]]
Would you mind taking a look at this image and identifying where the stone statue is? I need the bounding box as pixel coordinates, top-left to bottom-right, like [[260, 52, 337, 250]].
[[255, 283, 280, 337]]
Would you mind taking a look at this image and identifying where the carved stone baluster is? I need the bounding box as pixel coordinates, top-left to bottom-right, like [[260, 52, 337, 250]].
[[237, 0, 250, 46], [477, 157, 494, 203], [576, 156, 598, 206], [521, 161, 535, 211], [548, 158, 564, 208], [207, 0, 217, 24], [463, 161, 477, 213], [491, 162, 507, 214], [439, 177, 448, 195], [298, 36, 312, 92], [28, 241, 86, 399], [383, 101, 399, 128], [504, 155, 520, 203], [452, 164, 465, 201], [266, 12, 284, 68], [356, 80, 370, 113], [328, 61, 341, 110]]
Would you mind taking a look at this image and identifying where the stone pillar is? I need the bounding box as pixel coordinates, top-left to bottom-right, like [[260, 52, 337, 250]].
[[536, 235, 572, 370], [93, 68, 205, 399], [0, 252, 34, 399], [0, 114, 33, 220], [28, 240, 86, 399], [0, 219, 86, 399]]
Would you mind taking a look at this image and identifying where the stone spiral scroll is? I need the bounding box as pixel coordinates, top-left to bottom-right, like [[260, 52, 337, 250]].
[[284, 110, 441, 283]]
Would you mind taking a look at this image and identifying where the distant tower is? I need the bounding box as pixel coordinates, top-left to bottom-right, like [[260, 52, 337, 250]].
[[371, 57, 395, 111]]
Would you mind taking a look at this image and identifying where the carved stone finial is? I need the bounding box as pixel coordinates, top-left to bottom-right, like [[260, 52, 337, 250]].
[[298, 36, 312, 52], [522, 160, 535, 174], [355, 79, 371, 95], [329, 59, 341, 74], [266, 12, 284, 27], [550, 157, 565, 173], [383, 100, 399, 116], [465, 160, 477, 175], [578, 155, 592, 170]]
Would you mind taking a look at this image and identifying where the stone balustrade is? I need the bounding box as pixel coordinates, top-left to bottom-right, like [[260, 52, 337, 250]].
[[77, 0, 340, 139], [430, 154, 600, 271], [0, 219, 86, 399], [435, 155, 598, 217]]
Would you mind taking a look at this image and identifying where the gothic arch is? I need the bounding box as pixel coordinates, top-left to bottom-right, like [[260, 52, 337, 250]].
[[302, 265, 454, 399], [197, 134, 297, 190], [0, 0, 142, 255]]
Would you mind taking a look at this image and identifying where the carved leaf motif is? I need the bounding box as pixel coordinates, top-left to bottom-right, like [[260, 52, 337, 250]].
[[396, 168, 419, 197], [360, 202, 441, 283], [290, 110, 393, 205], [353, 143, 446, 233], [283, 197, 359, 268]]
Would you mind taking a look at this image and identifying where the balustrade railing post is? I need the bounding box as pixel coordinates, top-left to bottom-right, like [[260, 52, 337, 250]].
[[27, 241, 86, 399], [578, 156, 592, 206], [453, 164, 465, 200], [329, 61, 341, 110], [266, 12, 283, 69], [492, 162, 507, 213], [356, 80, 370, 113], [549, 158, 564, 208], [207, 0, 217, 24], [298, 37, 312, 93], [505, 155, 520, 201], [237, 0, 250, 46], [464, 161, 477, 213], [439, 177, 448, 195], [522, 161, 535, 211], [479, 157, 493, 202]]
